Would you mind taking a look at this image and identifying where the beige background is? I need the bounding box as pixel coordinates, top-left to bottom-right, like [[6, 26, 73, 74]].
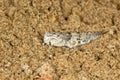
[[0, 0, 120, 80]]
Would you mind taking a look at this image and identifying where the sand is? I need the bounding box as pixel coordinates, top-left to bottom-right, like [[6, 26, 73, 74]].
[[0, 0, 120, 80]]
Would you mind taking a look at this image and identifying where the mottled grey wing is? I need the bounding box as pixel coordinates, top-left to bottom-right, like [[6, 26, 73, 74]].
[[59, 32, 72, 41]]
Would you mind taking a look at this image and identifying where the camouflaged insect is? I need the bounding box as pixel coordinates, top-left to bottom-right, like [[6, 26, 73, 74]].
[[43, 32, 102, 48]]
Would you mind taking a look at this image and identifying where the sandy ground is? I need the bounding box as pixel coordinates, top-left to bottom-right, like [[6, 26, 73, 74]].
[[0, 0, 120, 80]]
